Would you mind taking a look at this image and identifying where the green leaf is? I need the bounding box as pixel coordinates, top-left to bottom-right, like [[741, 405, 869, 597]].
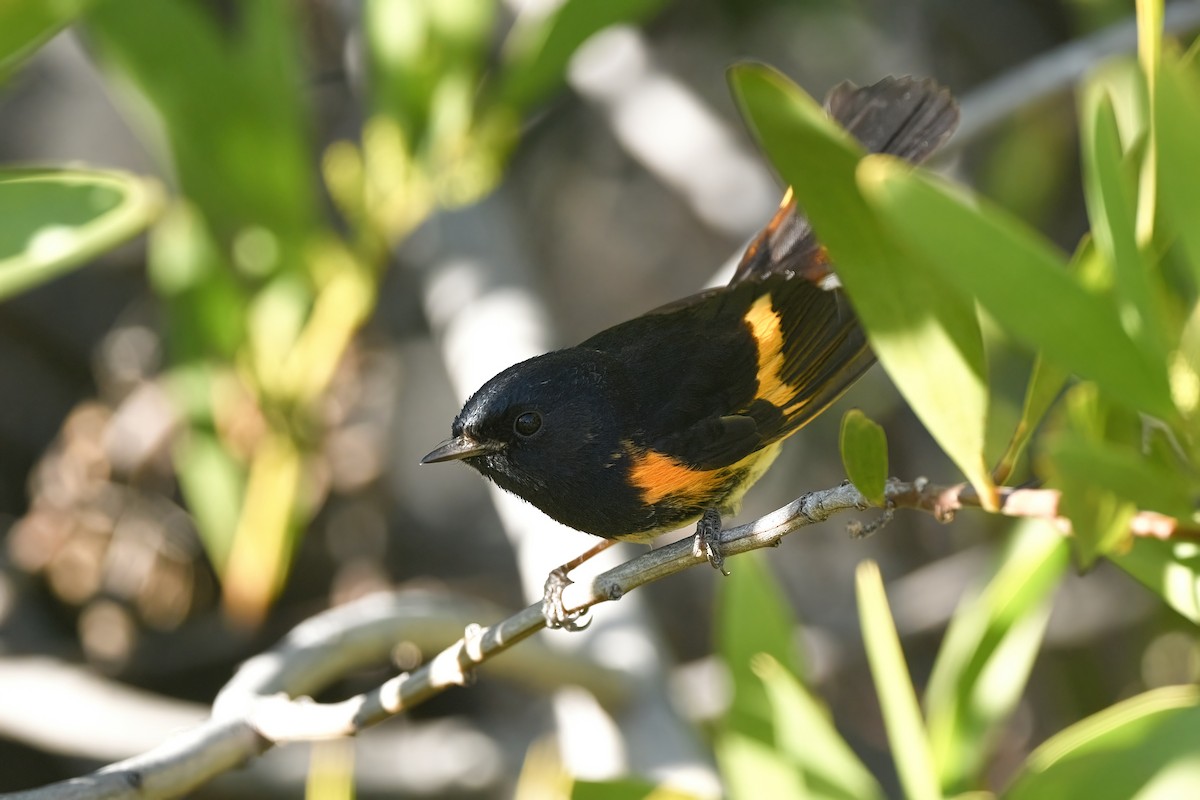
[[856, 560, 941, 800], [86, 0, 316, 248], [992, 353, 1069, 485], [729, 63, 995, 509], [1045, 434, 1195, 521], [926, 521, 1069, 794], [172, 422, 245, 570], [495, 0, 670, 112], [1005, 685, 1200, 799], [1155, 56, 1200, 294], [1110, 538, 1200, 625], [572, 778, 699, 800], [1080, 74, 1165, 356], [0, 167, 161, 301], [0, 0, 91, 78], [715, 730, 808, 800], [718, 551, 805, 741], [754, 654, 884, 800], [1135, 0, 1163, 245], [365, 0, 493, 145], [839, 409, 888, 505], [858, 154, 1177, 421]]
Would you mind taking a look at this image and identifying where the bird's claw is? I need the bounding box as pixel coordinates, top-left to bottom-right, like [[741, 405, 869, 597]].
[[542, 567, 591, 631], [693, 508, 729, 576]]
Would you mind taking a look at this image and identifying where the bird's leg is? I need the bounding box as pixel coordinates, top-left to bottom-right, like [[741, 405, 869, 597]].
[[693, 508, 730, 575], [542, 539, 617, 631]]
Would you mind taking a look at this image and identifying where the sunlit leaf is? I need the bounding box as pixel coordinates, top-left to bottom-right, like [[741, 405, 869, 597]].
[[859, 155, 1176, 421], [729, 63, 995, 508], [1134, 0, 1163, 245], [365, 0, 493, 144], [719, 551, 804, 741], [0, 167, 161, 300], [715, 730, 808, 800], [1005, 685, 1200, 799], [856, 560, 941, 800], [840, 409, 888, 505], [754, 654, 883, 800], [926, 521, 1069, 794], [1110, 538, 1200, 625], [1080, 75, 1165, 356], [1155, 56, 1200, 293]]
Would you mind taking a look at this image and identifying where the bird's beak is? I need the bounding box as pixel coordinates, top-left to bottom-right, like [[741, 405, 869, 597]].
[[420, 435, 502, 464]]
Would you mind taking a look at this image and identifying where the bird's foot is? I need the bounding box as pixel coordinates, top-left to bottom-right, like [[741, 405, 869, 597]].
[[542, 567, 591, 631], [692, 508, 730, 575]]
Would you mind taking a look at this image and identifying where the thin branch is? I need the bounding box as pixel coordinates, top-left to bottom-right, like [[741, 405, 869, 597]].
[[5, 476, 1190, 799]]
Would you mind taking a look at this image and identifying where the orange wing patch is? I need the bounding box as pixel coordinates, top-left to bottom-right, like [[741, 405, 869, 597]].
[[744, 294, 807, 414]]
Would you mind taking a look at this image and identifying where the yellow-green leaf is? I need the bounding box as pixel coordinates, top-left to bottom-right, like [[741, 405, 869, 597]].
[[0, 167, 161, 301], [839, 409, 888, 505], [856, 561, 940, 800], [859, 155, 1176, 421]]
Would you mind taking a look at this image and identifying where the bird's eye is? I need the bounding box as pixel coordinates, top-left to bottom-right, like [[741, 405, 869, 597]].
[[513, 411, 542, 437]]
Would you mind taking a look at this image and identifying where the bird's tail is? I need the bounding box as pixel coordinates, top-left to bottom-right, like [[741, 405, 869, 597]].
[[731, 76, 959, 284]]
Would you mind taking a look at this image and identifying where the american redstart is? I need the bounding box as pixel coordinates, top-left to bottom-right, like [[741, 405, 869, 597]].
[[423, 76, 959, 628]]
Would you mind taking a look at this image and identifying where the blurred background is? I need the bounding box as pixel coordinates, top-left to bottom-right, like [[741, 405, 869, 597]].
[[0, 0, 1195, 797]]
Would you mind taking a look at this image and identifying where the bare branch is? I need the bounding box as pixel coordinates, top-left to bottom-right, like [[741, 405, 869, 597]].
[[6, 475, 1191, 799]]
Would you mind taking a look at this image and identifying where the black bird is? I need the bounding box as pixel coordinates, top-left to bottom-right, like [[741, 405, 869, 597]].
[[423, 76, 959, 627]]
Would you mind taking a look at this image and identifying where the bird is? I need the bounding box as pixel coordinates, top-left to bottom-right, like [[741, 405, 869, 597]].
[[423, 76, 959, 628]]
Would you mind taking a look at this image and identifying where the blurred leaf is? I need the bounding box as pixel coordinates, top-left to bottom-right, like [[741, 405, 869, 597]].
[[220, 431, 304, 624], [856, 560, 941, 800], [926, 521, 1069, 794], [729, 63, 996, 509], [147, 203, 246, 360], [0, 166, 161, 300], [859, 154, 1176, 421], [496, 0, 670, 112], [0, 0, 90, 78], [306, 740, 355, 800], [1173, 302, 1200, 419], [839, 409, 888, 506], [172, 422, 245, 569], [1005, 685, 1200, 799], [718, 551, 804, 741], [754, 654, 884, 800], [365, 0, 493, 145], [1134, 0, 1163, 245], [992, 353, 1069, 485], [86, 0, 316, 249], [1080, 75, 1165, 356], [572, 779, 701, 800], [715, 730, 808, 800], [1155, 56, 1200, 294], [1110, 538, 1200, 624]]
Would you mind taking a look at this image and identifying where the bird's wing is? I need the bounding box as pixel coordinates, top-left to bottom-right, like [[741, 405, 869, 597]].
[[731, 75, 958, 285]]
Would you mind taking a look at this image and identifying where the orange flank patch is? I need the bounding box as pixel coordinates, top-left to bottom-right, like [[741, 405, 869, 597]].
[[627, 448, 729, 506], [626, 442, 783, 511]]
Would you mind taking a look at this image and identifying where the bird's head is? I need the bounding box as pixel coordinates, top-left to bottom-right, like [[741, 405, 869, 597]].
[[421, 349, 630, 507]]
